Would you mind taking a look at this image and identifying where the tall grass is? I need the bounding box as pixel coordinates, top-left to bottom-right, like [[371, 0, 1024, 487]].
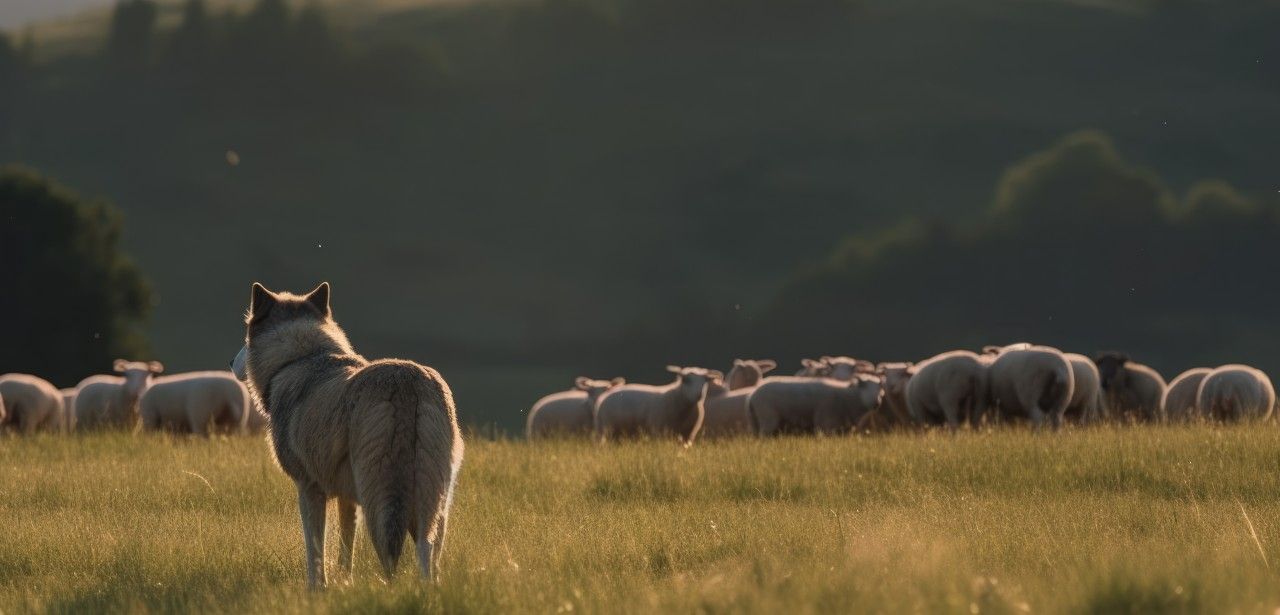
[[2, 427, 1279, 613]]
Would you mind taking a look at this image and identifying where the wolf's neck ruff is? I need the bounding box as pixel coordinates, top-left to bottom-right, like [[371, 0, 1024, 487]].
[[263, 351, 364, 416]]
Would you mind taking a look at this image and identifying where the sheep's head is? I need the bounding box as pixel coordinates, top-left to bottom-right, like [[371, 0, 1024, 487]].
[[848, 374, 885, 409], [1093, 351, 1131, 390], [822, 356, 876, 381], [725, 359, 777, 390], [575, 377, 625, 403], [114, 359, 164, 401], [796, 358, 829, 377], [666, 366, 722, 402], [876, 362, 914, 400]]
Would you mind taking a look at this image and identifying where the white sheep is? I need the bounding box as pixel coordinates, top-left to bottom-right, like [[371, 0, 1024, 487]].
[[896, 350, 988, 429], [594, 366, 720, 444], [75, 360, 164, 430], [794, 358, 828, 377], [1063, 353, 1104, 424], [0, 374, 63, 434], [139, 371, 252, 436], [700, 380, 756, 439], [1163, 367, 1212, 422], [1195, 364, 1275, 422], [526, 377, 625, 439], [820, 356, 877, 381], [986, 344, 1075, 429], [747, 374, 884, 436], [724, 359, 777, 390], [1093, 352, 1167, 422]]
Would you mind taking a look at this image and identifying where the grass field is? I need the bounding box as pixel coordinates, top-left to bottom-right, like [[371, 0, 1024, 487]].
[[3, 427, 1280, 613]]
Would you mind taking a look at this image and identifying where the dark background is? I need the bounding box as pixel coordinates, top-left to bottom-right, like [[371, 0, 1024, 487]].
[[2, 0, 1278, 433]]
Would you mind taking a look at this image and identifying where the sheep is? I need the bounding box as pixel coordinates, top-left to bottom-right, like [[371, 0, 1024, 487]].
[[526, 377, 625, 439], [1162, 368, 1212, 422], [820, 356, 877, 381], [873, 363, 915, 430], [60, 388, 78, 432], [1063, 353, 1104, 425], [724, 359, 777, 390], [0, 374, 63, 434], [75, 360, 164, 430], [594, 366, 720, 444], [986, 344, 1074, 429], [896, 350, 988, 429], [794, 358, 829, 377], [747, 374, 884, 436], [139, 371, 252, 436], [700, 380, 755, 439], [1093, 352, 1167, 422], [1195, 364, 1275, 422]]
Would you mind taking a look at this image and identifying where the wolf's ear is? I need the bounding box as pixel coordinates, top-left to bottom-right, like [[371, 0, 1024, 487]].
[[574, 377, 590, 390], [113, 359, 127, 373], [758, 359, 777, 373], [250, 283, 276, 324], [305, 282, 331, 317]]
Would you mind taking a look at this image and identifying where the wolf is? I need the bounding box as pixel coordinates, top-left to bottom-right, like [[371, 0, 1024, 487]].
[[231, 282, 464, 588]]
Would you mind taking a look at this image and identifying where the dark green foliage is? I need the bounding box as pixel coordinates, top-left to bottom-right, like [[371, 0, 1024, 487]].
[[3, 0, 1280, 431], [0, 167, 153, 386], [763, 131, 1280, 375], [105, 0, 158, 70]]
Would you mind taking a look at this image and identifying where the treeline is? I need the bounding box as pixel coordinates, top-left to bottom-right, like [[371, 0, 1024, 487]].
[[4, 0, 1280, 431]]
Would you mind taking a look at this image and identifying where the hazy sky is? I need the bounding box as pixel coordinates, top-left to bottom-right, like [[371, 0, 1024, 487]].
[[0, 0, 108, 30]]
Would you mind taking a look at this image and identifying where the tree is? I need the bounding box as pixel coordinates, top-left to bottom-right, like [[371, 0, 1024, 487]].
[[761, 131, 1280, 376], [0, 167, 154, 386], [167, 0, 213, 70], [106, 0, 159, 70]]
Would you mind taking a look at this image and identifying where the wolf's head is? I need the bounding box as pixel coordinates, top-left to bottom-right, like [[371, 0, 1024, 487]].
[[232, 282, 353, 404]]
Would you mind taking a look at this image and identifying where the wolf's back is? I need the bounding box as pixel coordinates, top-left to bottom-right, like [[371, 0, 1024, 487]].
[[346, 359, 463, 576]]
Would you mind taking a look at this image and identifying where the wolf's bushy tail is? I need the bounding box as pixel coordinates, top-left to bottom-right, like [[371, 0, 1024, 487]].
[[350, 361, 462, 579]]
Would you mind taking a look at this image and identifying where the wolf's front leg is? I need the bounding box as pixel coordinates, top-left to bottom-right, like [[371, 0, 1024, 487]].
[[297, 484, 328, 589], [336, 497, 358, 582]]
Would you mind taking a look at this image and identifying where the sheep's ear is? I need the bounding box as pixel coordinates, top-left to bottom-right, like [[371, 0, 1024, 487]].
[[250, 283, 277, 324], [758, 359, 777, 373], [666, 365, 683, 374], [574, 377, 590, 390], [113, 359, 128, 373], [304, 282, 331, 317], [610, 377, 626, 387], [148, 361, 165, 374]]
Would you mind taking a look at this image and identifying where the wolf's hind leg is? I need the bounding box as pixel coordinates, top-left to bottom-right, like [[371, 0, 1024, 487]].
[[298, 484, 328, 589], [336, 497, 358, 582], [414, 536, 434, 581]]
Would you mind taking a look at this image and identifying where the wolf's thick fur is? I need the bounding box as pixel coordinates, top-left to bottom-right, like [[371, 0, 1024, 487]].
[[238, 283, 463, 588]]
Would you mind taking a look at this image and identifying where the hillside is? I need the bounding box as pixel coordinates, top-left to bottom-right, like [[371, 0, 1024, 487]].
[[2, 0, 1278, 430]]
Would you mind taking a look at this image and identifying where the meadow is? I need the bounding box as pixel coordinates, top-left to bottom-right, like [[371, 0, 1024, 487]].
[[3, 427, 1280, 613]]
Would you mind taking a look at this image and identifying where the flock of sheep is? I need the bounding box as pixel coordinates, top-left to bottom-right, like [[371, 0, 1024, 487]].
[[0, 361, 266, 436], [527, 344, 1278, 442]]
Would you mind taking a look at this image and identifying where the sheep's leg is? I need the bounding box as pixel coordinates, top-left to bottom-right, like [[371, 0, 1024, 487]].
[[941, 401, 961, 433], [1027, 406, 1047, 431], [336, 497, 357, 582], [297, 485, 328, 589]]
